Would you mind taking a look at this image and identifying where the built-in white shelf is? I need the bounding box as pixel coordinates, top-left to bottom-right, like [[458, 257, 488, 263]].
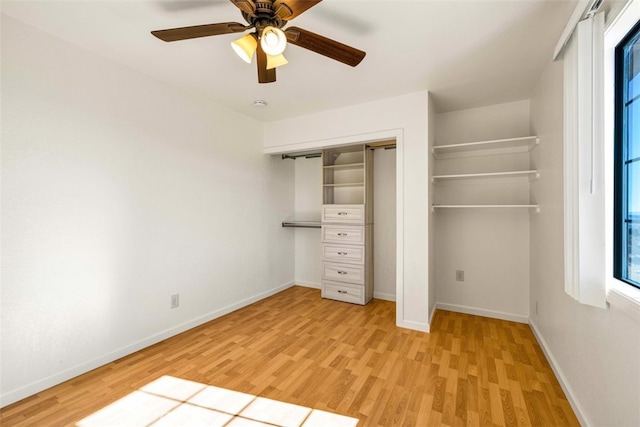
[[431, 204, 540, 213], [432, 136, 539, 159], [431, 170, 539, 183]]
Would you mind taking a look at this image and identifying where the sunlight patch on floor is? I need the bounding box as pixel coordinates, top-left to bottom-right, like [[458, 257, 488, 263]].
[[76, 375, 359, 427]]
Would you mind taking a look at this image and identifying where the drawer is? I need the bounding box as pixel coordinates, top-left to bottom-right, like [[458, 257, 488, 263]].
[[322, 205, 365, 224], [322, 244, 365, 264], [321, 225, 365, 245], [322, 262, 365, 285], [322, 280, 364, 305]]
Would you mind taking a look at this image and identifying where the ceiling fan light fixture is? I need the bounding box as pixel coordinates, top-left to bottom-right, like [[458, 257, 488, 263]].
[[231, 33, 257, 63], [260, 26, 287, 56], [266, 53, 288, 70]]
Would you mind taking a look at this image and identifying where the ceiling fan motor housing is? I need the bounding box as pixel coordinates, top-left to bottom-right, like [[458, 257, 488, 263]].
[[243, 1, 287, 34]]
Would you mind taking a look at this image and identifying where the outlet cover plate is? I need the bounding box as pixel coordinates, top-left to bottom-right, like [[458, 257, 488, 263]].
[[171, 294, 179, 309]]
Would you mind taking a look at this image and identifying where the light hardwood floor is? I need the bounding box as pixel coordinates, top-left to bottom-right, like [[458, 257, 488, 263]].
[[1, 286, 579, 426]]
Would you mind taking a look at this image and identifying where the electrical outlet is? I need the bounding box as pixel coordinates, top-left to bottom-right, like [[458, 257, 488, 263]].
[[455, 270, 464, 282], [171, 294, 179, 309]]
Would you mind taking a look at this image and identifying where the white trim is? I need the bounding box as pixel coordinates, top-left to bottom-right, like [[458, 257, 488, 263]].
[[607, 282, 640, 322], [294, 280, 321, 289], [436, 302, 528, 324], [373, 291, 396, 302], [603, 0, 640, 323], [529, 319, 590, 427], [429, 304, 438, 326], [262, 129, 402, 155], [605, 0, 636, 35], [0, 281, 296, 407], [397, 318, 430, 333], [395, 130, 405, 329]]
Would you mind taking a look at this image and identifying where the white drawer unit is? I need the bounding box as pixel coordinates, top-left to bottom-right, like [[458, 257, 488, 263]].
[[322, 244, 365, 264], [322, 280, 364, 305], [321, 145, 373, 305], [321, 225, 365, 245], [322, 262, 365, 285], [322, 205, 365, 224]]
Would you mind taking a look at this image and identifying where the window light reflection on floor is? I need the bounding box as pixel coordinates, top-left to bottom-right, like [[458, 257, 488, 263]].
[[76, 375, 359, 427]]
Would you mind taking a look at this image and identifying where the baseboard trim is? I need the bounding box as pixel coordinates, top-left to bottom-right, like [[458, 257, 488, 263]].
[[0, 281, 295, 408], [436, 302, 529, 324], [397, 318, 430, 333], [373, 291, 396, 302], [528, 319, 590, 427], [429, 304, 438, 325], [294, 280, 321, 289]]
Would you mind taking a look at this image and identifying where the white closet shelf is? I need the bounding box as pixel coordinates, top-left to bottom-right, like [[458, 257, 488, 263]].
[[431, 204, 540, 213], [432, 136, 539, 159], [431, 170, 539, 183]]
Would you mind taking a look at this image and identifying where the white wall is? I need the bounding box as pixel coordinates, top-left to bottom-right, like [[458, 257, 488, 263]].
[[0, 15, 294, 406], [433, 101, 532, 321], [264, 91, 431, 331], [293, 156, 322, 287], [529, 59, 640, 427]]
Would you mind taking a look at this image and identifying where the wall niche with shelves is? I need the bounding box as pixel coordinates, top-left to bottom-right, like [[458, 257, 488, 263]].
[[431, 136, 540, 212], [430, 98, 537, 323]]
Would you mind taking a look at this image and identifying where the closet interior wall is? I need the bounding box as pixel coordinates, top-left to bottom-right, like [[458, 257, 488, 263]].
[[293, 156, 323, 288], [372, 147, 396, 301]]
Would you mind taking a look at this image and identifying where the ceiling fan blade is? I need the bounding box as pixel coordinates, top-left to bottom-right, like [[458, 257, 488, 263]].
[[230, 0, 256, 16], [274, 0, 322, 20], [285, 26, 366, 67], [256, 43, 276, 83], [151, 22, 247, 42]]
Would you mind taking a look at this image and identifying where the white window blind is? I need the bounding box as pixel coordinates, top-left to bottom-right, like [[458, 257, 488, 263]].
[[563, 12, 607, 308]]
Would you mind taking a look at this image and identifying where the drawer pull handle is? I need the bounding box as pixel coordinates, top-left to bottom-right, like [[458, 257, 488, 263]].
[[337, 252, 348, 256], [338, 212, 348, 215], [337, 233, 348, 236], [337, 271, 348, 275], [338, 290, 348, 294]]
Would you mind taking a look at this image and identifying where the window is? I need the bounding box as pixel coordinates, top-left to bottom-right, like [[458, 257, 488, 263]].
[[614, 20, 640, 289]]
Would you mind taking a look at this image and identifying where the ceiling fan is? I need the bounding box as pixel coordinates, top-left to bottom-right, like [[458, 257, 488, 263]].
[[151, 0, 366, 84]]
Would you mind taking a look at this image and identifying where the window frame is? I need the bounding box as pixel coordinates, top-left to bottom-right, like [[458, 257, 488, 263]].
[[604, 0, 640, 322], [613, 19, 640, 290]]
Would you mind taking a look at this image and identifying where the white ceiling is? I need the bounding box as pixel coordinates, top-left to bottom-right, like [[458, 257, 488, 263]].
[[1, 0, 577, 121]]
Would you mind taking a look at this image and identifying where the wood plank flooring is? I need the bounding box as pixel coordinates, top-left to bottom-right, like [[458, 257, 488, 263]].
[[1, 286, 579, 426]]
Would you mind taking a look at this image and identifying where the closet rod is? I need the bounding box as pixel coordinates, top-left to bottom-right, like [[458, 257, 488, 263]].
[[282, 221, 322, 229], [281, 153, 321, 160]]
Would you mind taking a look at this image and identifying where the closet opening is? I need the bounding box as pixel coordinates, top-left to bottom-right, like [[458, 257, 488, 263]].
[[284, 139, 397, 304]]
